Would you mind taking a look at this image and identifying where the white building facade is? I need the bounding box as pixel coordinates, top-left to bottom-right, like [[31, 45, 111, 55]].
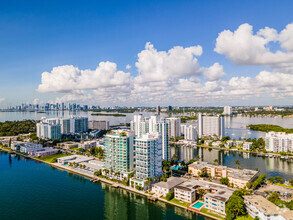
[[198, 113, 224, 138], [265, 132, 293, 153], [223, 106, 232, 115], [166, 117, 181, 138], [134, 133, 162, 179]]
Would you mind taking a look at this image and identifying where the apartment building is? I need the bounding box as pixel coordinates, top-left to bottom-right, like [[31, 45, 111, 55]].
[[37, 122, 61, 141], [188, 161, 228, 178], [166, 117, 181, 138], [130, 114, 169, 160], [223, 106, 232, 115], [198, 113, 224, 138], [174, 180, 197, 203], [11, 142, 43, 153], [244, 195, 293, 220], [104, 130, 135, 173], [78, 140, 97, 150], [228, 169, 259, 188], [32, 148, 59, 157], [152, 177, 185, 197], [265, 132, 293, 153], [188, 161, 258, 188], [204, 186, 234, 215], [88, 120, 109, 130], [181, 124, 197, 141], [243, 142, 253, 150], [134, 133, 162, 179]]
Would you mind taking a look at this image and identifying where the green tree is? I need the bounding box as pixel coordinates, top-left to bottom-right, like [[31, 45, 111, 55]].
[[166, 191, 174, 201], [225, 192, 246, 220], [289, 179, 293, 186], [220, 177, 229, 185], [172, 154, 179, 161]]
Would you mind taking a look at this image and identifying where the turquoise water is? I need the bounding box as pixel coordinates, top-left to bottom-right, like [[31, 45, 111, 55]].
[[0, 151, 208, 220], [172, 165, 182, 170], [136, 179, 143, 181], [192, 201, 204, 209]]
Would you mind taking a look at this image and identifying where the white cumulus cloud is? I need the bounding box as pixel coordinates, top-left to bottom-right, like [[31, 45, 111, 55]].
[[203, 62, 226, 81], [135, 42, 203, 83], [214, 23, 293, 71], [37, 61, 131, 93]]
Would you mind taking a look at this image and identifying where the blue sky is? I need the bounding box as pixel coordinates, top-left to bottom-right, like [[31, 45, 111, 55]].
[[0, 0, 293, 107]]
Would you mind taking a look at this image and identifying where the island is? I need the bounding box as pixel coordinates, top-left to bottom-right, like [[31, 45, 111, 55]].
[[247, 124, 293, 133], [91, 113, 126, 117]]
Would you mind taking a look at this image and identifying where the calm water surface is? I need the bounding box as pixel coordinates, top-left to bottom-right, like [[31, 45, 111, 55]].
[[170, 145, 293, 180], [1, 111, 292, 140], [0, 151, 207, 220]]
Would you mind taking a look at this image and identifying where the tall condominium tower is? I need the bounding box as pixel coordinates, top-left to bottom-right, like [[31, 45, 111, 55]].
[[181, 124, 197, 141], [130, 115, 169, 160], [197, 113, 224, 138], [156, 105, 160, 116], [134, 133, 162, 179], [223, 106, 232, 115], [36, 122, 61, 141], [104, 130, 135, 173], [166, 117, 181, 138]]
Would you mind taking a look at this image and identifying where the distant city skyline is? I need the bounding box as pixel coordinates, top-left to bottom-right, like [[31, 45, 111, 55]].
[[0, 0, 293, 108]]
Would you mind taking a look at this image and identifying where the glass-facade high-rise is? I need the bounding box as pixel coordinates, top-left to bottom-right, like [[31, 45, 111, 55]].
[[104, 130, 134, 173]]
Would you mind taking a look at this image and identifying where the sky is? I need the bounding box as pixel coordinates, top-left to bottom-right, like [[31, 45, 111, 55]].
[[0, 0, 293, 108]]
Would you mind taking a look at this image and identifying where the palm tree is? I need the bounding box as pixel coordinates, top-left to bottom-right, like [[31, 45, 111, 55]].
[[235, 160, 240, 165]]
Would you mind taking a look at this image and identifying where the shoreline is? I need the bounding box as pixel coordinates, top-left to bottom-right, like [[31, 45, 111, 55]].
[[170, 142, 293, 160], [0, 148, 222, 220]]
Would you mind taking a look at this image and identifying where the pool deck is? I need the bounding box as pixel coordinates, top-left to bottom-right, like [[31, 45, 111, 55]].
[[188, 200, 205, 212]]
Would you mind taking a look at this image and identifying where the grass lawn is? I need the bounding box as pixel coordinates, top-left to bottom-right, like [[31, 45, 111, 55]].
[[0, 146, 12, 151], [169, 198, 190, 207], [275, 183, 293, 189], [200, 208, 225, 220], [70, 148, 79, 151], [35, 153, 72, 163], [236, 215, 254, 220]]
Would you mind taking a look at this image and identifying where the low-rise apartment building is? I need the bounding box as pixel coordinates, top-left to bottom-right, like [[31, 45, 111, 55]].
[[204, 186, 234, 215], [30, 148, 58, 157], [174, 180, 197, 203], [228, 169, 259, 188], [11, 142, 43, 153], [152, 177, 185, 197], [188, 161, 228, 178], [243, 142, 253, 150], [244, 195, 293, 220], [188, 161, 259, 188]]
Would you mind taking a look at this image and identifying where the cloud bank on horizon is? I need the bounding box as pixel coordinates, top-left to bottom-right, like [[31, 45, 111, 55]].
[[37, 23, 293, 106]]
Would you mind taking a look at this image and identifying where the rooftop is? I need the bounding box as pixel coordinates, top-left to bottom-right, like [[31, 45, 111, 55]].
[[153, 177, 185, 190], [228, 168, 259, 181], [243, 195, 281, 215]]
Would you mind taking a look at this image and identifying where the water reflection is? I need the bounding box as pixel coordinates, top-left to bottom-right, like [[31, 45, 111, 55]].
[[101, 183, 205, 220], [170, 144, 293, 180]]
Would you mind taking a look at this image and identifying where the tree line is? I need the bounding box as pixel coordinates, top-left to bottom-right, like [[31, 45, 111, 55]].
[[0, 120, 36, 136]]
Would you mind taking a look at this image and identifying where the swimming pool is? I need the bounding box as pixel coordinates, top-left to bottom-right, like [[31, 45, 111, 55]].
[[191, 201, 204, 209], [172, 165, 182, 170]]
